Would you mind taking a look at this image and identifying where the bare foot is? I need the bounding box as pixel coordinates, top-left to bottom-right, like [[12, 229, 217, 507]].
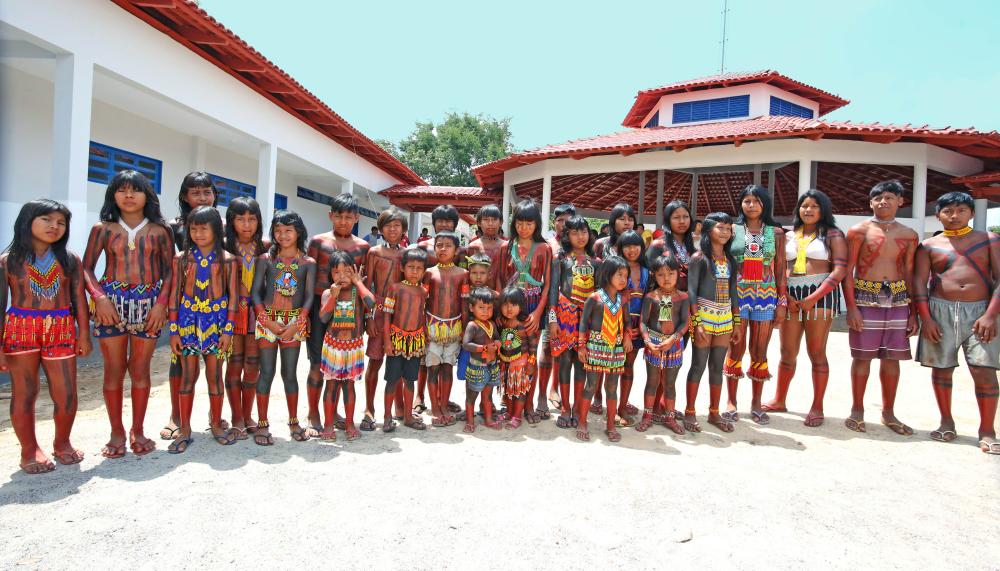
[[20, 449, 55, 475]]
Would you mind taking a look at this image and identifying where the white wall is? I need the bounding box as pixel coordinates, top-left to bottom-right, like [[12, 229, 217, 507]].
[[640, 82, 822, 128]]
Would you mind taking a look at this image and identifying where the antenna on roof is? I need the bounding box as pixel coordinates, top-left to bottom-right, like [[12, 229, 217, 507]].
[[719, 0, 730, 74]]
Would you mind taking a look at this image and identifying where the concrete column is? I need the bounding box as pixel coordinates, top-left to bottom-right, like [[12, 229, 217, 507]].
[[752, 164, 762, 186], [51, 53, 93, 255], [502, 180, 512, 237], [340, 179, 354, 196], [408, 211, 421, 243], [973, 198, 989, 231], [637, 171, 646, 224], [798, 158, 811, 197], [541, 175, 552, 235], [689, 172, 699, 220], [767, 167, 776, 193], [655, 169, 665, 229], [912, 162, 927, 238], [257, 142, 278, 229]]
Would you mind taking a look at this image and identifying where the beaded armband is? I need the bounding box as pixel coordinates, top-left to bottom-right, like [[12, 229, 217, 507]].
[[777, 295, 787, 307], [733, 315, 742, 326], [548, 308, 558, 323], [169, 322, 179, 337], [383, 296, 397, 314]]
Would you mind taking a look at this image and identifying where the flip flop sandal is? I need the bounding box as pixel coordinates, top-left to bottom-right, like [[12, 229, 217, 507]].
[[231, 427, 249, 441], [844, 417, 867, 433], [881, 419, 913, 436], [168, 437, 194, 454], [525, 411, 540, 425], [590, 403, 603, 415], [462, 423, 476, 434], [930, 429, 957, 442], [614, 415, 635, 428], [382, 420, 397, 433], [447, 401, 462, 413], [575, 429, 590, 441], [804, 414, 825, 428], [213, 428, 239, 446], [556, 415, 573, 429], [129, 436, 156, 456], [359, 416, 377, 432], [52, 449, 84, 465], [334, 418, 347, 430], [456, 411, 468, 422], [605, 429, 622, 443], [320, 429, 337, 441], [720, 410, 739, 423], [306, 425, 323, 438], [159, 426, 179, 441], [505, 417, 523, 429], [21, 460, 55, 475], [548, 397, 562, 409], [623, 404, 640, 416], [664, 417, 685, 435], [101, 442, 127, 459], [405, 418, 427, 431], [979, 440, 1000, 455], [431, 417, 447, 428], [412, 403, 428, 415], [289, 425, 310, 442], [708, 418, 734, 433], [536, 408, 551, 420], [683, 418, 702, 433], [636, 416, 654, 432], [254, 432, 275, 446], [751, 410, 770, 425], [346, 428, 361, 441]]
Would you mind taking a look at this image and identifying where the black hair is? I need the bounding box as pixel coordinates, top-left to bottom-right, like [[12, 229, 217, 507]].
[[616, 229, 646, 267], [184, 206, 225, 256], [662, 200, 696, 256], [330, 192, 358, 214], [559, 215, 595, 257], [101, 170, 167, 227], [432, 204, 460, 227], [468, 286, 496, 307], [935, 191, 975, 213], [553, 203, 576, 219], [597, 255, 629, 289], [508, 199, 545, 250], [267, 210, 308, 257], [647, 251, 681, 293], [377, 206, 408, 233], [329, 250, 354, 269], [4, 199, 75, 274], [699, 212, 737, 275], [793, 190, 840, 239], [498, 285, 529, 322], [475, 204, 502, 224], [608, 203, 638, 249], [224, 196, 266, 256], [735, 185, 778, 228], [178, 172, 218, 221], [870, 179, 905, 199], [467, 252, 492, 269], [434, 231, 460, 249], [402, 246, 429, 267]]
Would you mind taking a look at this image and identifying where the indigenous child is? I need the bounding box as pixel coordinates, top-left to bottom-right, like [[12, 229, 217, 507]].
[[548, 215, 596, 428], [250, 211, 316, 445], [319, 250, 375, 440], [497, 286, 533, 428], [637, 253, 689, 434], [499, 199, 552, 424], [361, 207, 408, 432], [763, 190, 847, 427], [844, 180, 919, 435], [162, 172, 218, 441], [685, 213, 742, 433], [914, 192, 1000, 454], [615, 229, 648, 426], [167, 206, 240, 453], [83, 170, 173, 458], [575, 256, 633, 442], [592, 203, 637, 261], [381, 247, 430, 431], [538, 203, 575, 417], [456, 254, 497, 417], [224, 196, 267, 437], [462, 287, 502, 433], [723, 185, 787, 425], [465, 204, 507, 292], [1, 200, 91, 474], [305, 193, 370, 436], [424, 231, 469, 427]]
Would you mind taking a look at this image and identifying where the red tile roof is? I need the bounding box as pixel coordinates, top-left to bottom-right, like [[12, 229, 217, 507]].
[[381, 185, 501, 215], [951, 171, 1000, 185], [110, 0, 425, 186], [473, 116, 1000, 187], [622, 70, 850, 127]]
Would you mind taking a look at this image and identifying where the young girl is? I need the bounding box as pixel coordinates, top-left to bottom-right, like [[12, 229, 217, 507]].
[[224, 196, 267, 438], [548, 216, 596, 429], [497, 286, 532, 429], [167, 206, 239, 454], [319, 250, 375, 440], [724, 186, 788, 425], [1, 200, 91, 474], [462, 287, 502, 433], [637, 254, 689, 434], [250, 210, 316, 445], [685, 213, 742, 433], [575, 256, 632, 442], [83, 170, 173, 458], [499, 199, 551, 424], [614, 229, 648, 425], [593, 203, 637, 261]]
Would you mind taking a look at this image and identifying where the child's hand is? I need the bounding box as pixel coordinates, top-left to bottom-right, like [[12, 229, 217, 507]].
[[730, 326, 742, 345], [267, 319, 287, 336], [279, 324, 297, 343], [645, 341, 658, 354], [0, 353, 9, 372], [94, 296, 122, 326], [577, 345, 587, 363], [548, 321, 558, 339], [694, 325, 708, 346], [345, 266, 363, 286], [523, 312, 539, 336], [623, 336, 633, 354], [170, 335, 182, 355], [144, 304, 168, 336], [77, 334, 93, 358], [219, 333, 232, 354]]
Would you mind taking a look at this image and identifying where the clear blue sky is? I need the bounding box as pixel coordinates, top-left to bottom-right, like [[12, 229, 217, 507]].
[[199, 0, 1000, 152]]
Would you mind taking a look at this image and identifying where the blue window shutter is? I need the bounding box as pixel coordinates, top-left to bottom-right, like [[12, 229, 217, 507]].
[[672, 102, 691, 123], [645, 111, 659, 128], [208, 173, 256, 207], [770, 96, 814, 119], [672, 95, 751, 124], [88, 141, 162, 193], [274, 193, 288, 210]]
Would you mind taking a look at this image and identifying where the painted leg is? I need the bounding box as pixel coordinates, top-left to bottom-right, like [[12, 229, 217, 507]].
[[970, 367, 999, 453], [98, 336, 128, 458], [224, 335, 246, 430], [242, 339, 260, 428], [930, 367, 956, 442], [767, 316, 803, 412], [685, 345, 710, 432], [847, 358, 871, 432], [164, 357, 182, 438], [126, 336, 157, 453], [9, 354, 54, 473], [707, 344, 734, 432], [575, 372, 599, 440], [41, 355, 82, 465], [342, 381, 359, 439], [618, 349, 639, 419], [723, 320, 749, 415], [878, 359, 912, 435], [604, 373, 621, 442]]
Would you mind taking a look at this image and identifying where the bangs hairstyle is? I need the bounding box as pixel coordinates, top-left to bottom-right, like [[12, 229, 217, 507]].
[[615, 229, 646, 266], [793, 190, 839, 238], [4, 199, 75, 274], [467, 252, 492, 270], [224, 196, 265, 256], [178, 172, 218, 220], [475, 204, 501, 224], [184, 205, 225, 256], [559, 215, 594, 257], [499, 285, 529, 322], [330, 192, 358, 214], [553, 203, 576, 219], [662, 200, 695, 256], [434, 231, 460, 249], [432, 204, 460, 226], [329, 249, 354, 269], [935, 191, 975, 213], [468, 286, 496, 307], [268, 210, 308, 256], [597, 255, 629, 289], [647, 251, 680, 293], [101, 170, 166, 227], [699, 212, 737, 273], [870, 179, 905, 199], [735, 185, 778, 227], [608, 203, 637, 246], [377, 206, 408, 232], [508, 199, 545, 248], [402, 246, 429, 268]]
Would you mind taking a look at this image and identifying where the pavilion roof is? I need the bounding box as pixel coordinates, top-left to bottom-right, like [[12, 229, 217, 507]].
[[951, 171, 1000, 201], [381, 185, 501, 215], [621, 70, 850, 128]]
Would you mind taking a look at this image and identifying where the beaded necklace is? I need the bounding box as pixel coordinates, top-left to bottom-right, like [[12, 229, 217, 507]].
[[437, 262, 456, 269], [569, 255, 595, 304], [671, 237, 689, 264], [401, 279, 421, 287], [793, 229, 817, 275], [512, 242, 542, 287], [712, 255, 730, 279], [118, 217, 148, 251], [332, 286, 357, 329], [27, 249, 60, 300], [942, 226, 972, 237], [474, 318, 494, 339], [273, 252, 300, 297], [658, 290, 675, 322], [192, 247, 215, 300], [236, 242, 256, 294]]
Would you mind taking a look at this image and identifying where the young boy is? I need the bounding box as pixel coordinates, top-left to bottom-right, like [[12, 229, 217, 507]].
[[361, 207, 408, 431], [382, 248, 431, 431], [914, 191, 1000, 454], [844, 180, 919, 435], [305, 193, 370, 435], [465, 205, 508, 292], [462, 287, 502, 432], [424, 231, 469, 427]]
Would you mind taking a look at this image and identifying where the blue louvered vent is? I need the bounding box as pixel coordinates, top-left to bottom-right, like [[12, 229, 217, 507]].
[[209, 173, 256, 207], [88, 142, 162, 193], [769, 96, 814, 118], [672, 95, 750, 124], [645, 111, 659, 128]]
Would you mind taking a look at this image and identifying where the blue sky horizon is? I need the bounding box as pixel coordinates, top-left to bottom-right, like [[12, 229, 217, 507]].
[[198, 0, 1000, 152]]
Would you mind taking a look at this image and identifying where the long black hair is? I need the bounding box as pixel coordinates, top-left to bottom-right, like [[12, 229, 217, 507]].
[[616, 229, 646, 268], [4, 199, 75, 274], [646, 251, 681, 294], [224, 196, 266, 256], [508, 199, 545, 250], [699, 212, 736, 276], [100, 170, 167, 227], [499, 285, 529, 322], [793, 189, 840, 239], [268, 210, 308, 257], [177, 172, 218, 221], [735, 185, 778, 228], [597, 255, 629, 290], [607, 203, 637, 250], [559, 215, 594, 257], [662, 200, 695, 256]]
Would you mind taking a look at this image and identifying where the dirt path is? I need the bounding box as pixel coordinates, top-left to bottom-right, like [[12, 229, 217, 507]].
[[0, 332, 997, 568]]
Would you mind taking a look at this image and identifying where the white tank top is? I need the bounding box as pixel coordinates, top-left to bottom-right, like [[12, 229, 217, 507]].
[[784, 230, 831, 261]]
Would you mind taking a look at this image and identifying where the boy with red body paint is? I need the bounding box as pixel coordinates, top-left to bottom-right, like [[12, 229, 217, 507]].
[[381, 248, 431, 432], [423, 231, 469, 427]]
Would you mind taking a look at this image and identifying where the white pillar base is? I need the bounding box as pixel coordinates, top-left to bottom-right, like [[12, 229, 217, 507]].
[[973, 198, 988, 231]]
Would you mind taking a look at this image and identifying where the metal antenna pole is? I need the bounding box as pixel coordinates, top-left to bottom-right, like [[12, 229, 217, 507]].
[[720, 0, 729, 74]]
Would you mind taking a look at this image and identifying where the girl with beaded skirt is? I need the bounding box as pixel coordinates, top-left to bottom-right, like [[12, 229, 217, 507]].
[[498, 286, 533, 429], [613, 229, 648, 426]]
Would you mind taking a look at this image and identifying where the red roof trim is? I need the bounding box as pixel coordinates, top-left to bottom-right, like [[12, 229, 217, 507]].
[[382, 185, 500, 215], [951, 171, 1000, 185], [110, 0, 425, 186]]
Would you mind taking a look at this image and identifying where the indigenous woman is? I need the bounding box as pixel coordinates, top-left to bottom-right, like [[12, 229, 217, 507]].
[[723, 185, 787, 425], [763, 190, 846, 426], [593, 203, 636, 261]]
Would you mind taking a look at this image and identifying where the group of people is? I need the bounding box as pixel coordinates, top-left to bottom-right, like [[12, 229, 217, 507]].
[[1, 170, 998, 475]]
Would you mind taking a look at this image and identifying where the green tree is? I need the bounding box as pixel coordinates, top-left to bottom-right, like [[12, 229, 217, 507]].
[[377, 113, 514, 187]]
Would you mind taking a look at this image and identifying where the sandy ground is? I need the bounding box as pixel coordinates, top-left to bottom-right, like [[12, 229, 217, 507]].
[[0, 332, 998, 570]]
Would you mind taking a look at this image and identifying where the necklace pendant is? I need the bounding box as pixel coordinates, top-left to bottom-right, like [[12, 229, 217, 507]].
[[129, 240, 136, 251]]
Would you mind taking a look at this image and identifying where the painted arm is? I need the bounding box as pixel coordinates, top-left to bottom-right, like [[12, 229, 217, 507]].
[[168, 254, 183, 355], [639, 294, 656, 350], [645, 239, 665, 267], [462, 322, 486, 354], [70, 254, 92, 357], [155, 227, 174, 306], [843, 226, 865, 332], [675, 296, 690, 338], [535, 246, 553, 323], [319, 289, 335, 324], [382, 285, 396, 357], [577, 295, 596, 362], [911, 242, 941, 341], [0, 256, 7, 371], [300, 260, 317, 315], [773, 227, 788, 299], [352, 265, 375, 309], [801, 229, 848, 309], [363, 249, 376, 295], [903, 230, 919, 336], [687, 254, 703, 321], [82, 223, 107, 299], [250, 257, 269, 316], [973, 233, 1000, 343], [548, 255, 562, 309], [224, 256, 239, 331]]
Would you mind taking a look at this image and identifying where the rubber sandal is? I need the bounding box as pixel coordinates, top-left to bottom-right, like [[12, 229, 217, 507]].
[[844, 417, 866, 433], [930, 429, 957, 443], [168, 437, 194, 454], [360, 415, 377, 432]]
